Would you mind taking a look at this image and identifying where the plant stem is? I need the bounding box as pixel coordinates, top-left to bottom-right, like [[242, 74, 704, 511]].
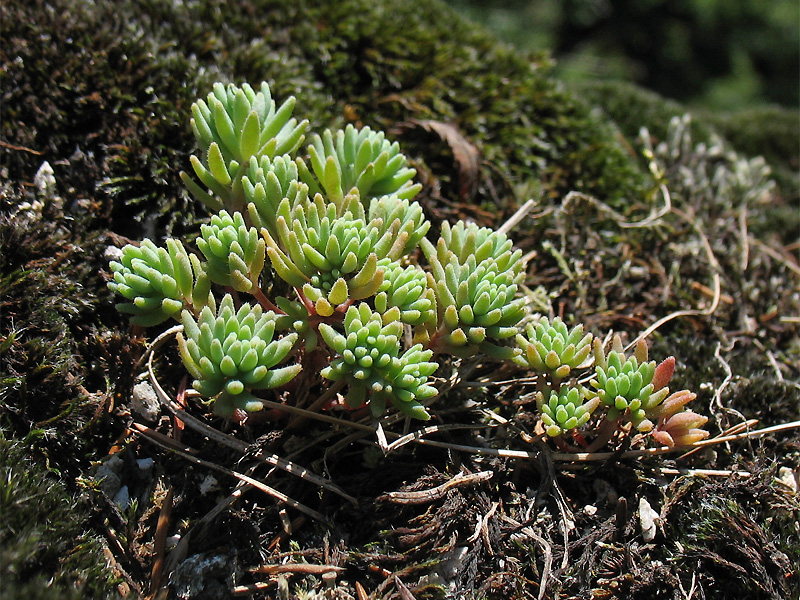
[[252, 287, 284, 314], [583, 416, 620, 453]]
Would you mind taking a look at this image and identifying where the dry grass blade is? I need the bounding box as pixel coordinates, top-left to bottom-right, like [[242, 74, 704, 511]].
[[148, 486, 173, 597], [404, 420, 800, 464], [384, 423, 483, 453], [497, 197, 538, 235], [145, 330, 356, 504], [137, 427, 332, 525]]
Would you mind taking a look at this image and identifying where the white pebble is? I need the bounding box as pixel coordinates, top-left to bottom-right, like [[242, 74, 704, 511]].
[[132, 381, 161, 422]]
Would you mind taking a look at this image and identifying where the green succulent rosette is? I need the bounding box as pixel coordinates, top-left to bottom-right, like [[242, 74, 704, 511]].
[[177, 294, 300, 417], [181, 81, 309, 213], [515, 316, 593, 379], [374, 260, 436, 327], [263, 195, 420, 316], [298, 124, 421, 205], [590, 337, 670, 430], [421, 221, 526, 358], [367, 195, 430, 258], [195, 210, 266, 293], [108, 238, 212, 326], [242, 153, 309, 238], [318, 303, 438, 420], [537, 385, 601, 437]]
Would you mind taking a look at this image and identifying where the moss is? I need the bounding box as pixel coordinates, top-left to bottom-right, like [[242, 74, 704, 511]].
[[570, 80, 717, 146], [0, 434, 123, 599], [663, 475, 798, 599], [0, 184, 131, 478], [2, 0, 651, 242]]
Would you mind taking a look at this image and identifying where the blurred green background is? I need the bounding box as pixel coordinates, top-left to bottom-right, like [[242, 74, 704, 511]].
[[446, 0, 799, 112]]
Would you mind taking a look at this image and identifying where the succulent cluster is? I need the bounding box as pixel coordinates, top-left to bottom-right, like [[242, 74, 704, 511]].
[[319, 303, 437, 420], [538, 385, 600, 438], [420, 221, 526, 359], [177, 295, 300, 417], [110, 81, 524, 421], [109, 80, 707, 451], [108, 239, 212, 326], [515, 316, 592, 380], [513, 317, 708, 448]]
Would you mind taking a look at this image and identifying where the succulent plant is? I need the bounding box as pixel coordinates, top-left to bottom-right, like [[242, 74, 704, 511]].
[[537, 385, 601, 437], [298, 125, 421, 204], [374, 260, 436, 327], [177, 294, 300, 417], [181, 82, 309, 213], [263, 194, 420, 316], [367, 195, 431, 258], [515, 316, 593, 380], [651, 393, 710, 447], [242, 153, 309, 237], [110, 80, 711, 443], [318, 303, 437, 420], [421, 221, 526, 358], [195, 210, 266, 293], [108, 238, 212, 326], [590, 337, 668, 430]]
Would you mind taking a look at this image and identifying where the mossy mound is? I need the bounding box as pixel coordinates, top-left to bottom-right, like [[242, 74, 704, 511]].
[[1, 1, 797, 599]]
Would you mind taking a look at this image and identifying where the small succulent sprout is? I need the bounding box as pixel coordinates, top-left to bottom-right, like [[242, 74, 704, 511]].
[[368, 195, 431, 258], [298, 125, 421, 205], [425, 220, 520, 273], [243, 154, 309, 238], [274, 296, 317, 351], [537, 385, 601, 437], [651, 407, 710, 448], [590, 336, 671, 429], [177, 294, 300, 417], [263, 196, 416, 314], [424, 252, 526, 359], [109, 239, 211, 326], [515, 316, 593, 380], [374, 260, 436, 326], [181, 81, 309, 212], [318, 303, 437, 420], [195, 210, 266, 293]]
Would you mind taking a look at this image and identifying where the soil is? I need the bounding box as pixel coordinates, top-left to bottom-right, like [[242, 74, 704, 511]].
[[1, 1, 798, 599]]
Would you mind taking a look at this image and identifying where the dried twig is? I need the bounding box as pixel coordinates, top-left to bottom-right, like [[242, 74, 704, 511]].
[[137, 422, 332, 525], [378, 470, 493, 504], [249, 563, 343, 575]]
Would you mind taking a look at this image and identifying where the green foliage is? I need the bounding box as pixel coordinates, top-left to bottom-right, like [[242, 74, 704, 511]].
[[108, 239, 211, 326], [591, 337, 666, 428], [299, 125, 422, 204], [537, 385, 599, 438], [243, 154, 308, 238], [263, 194, 387, 315], [319, 303, 437, 419], [514, 316, 592, 380], [421, 221, 526, 359], [177, 294, 300, 417], [181, 82, 309, 213], [375, 261, 436, 327], [196, 210, 266, 293]]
